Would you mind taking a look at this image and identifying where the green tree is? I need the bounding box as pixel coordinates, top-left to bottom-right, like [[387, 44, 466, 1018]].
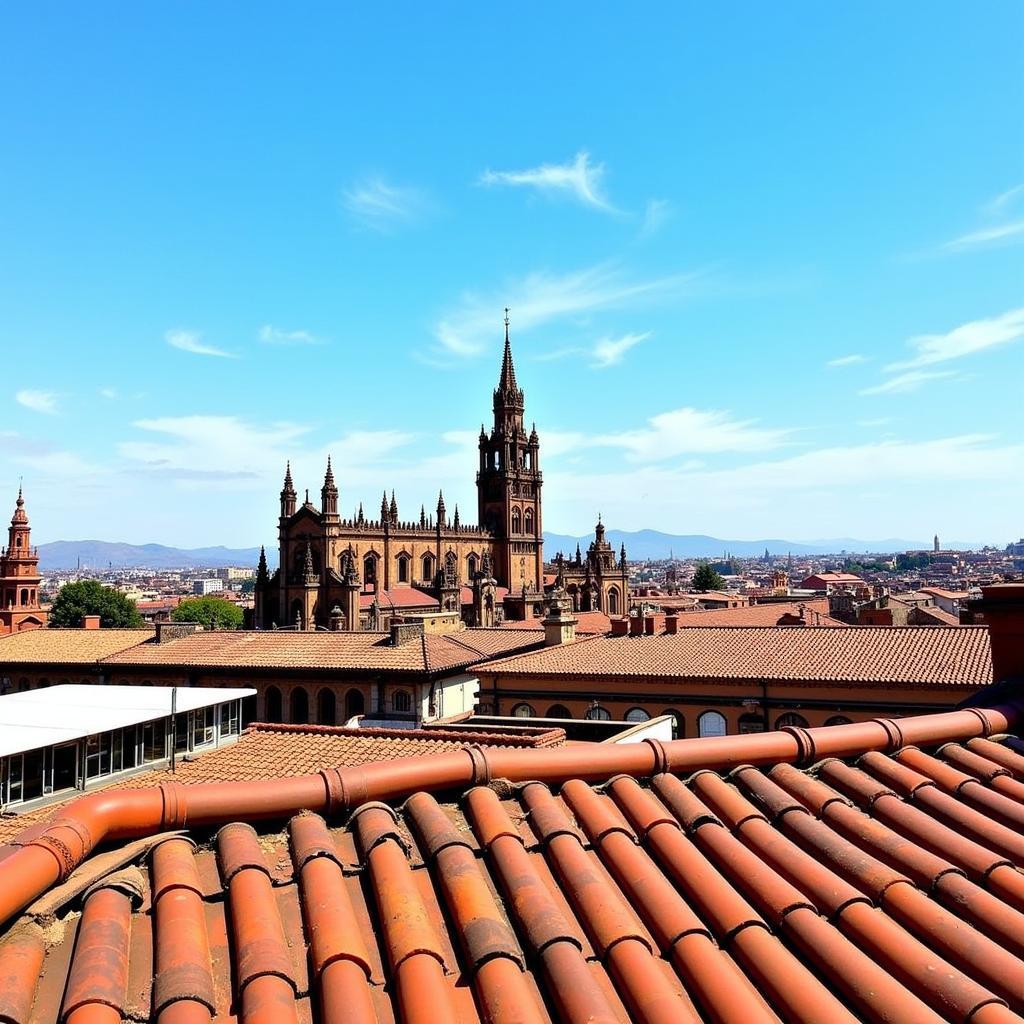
[[171, 596, 244, 630], [691, 561, 726, 592], [48, 579, 144, 628]]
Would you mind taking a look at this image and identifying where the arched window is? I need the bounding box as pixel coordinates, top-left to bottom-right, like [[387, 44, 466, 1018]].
[[265, 686, 282, 723], [625, 708, 650, 723], [662, 710, 685, 739], [546, 704, 571, 719], [393, 689, 412, 714], [317, 689, 336, 726], [363, 554, 378, 587], [467, 554, 478, 579], [738, 712, 766, 734], [421, 554, 435, 583], [698, 711, 727, 737], [397, 554, 410, 584], [512, 703, 535, 718], [585, 703, 611, 721], [14, 535, 21, 548], [824, 715, 853, 727], [511, 508, 522, 534], [345, 688, 365, 720], [775, 712, 809, 730], [290, 687, 309, 725], [19, 589, 28, 606], [607, 587, 620, 616], [524, 510, 535, 535], [444, 550, 458, 581]]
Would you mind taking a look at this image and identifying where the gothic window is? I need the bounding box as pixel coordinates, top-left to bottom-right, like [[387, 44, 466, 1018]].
[[345, 688, 365, 720], [511, 508, 522, 534], [317, 689, 336, 726], [393, 689, 412, 714], [290, 687, 309, 725], [467, 554, 478, 578], [397, 554, 410, 583], [421, 553, 434, 582], [363, 554, 378, 586], [524, 509, 535, 535], [824, 715, 853, 727], [14, 536, 21, 548], [444, 550, 458, 583], [584, 703, 611, 721], [776, 712, 810, 729], [698, 711, 727, 737], [512, 703, 535, 718], [607, 587, 620, 616], [265, 686, 282, 723], [546, 704, 571, 719], [625, 708, 650, 723]]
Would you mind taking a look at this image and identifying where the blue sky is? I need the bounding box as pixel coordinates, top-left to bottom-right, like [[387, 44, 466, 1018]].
[[2, 3, 1022, 548]]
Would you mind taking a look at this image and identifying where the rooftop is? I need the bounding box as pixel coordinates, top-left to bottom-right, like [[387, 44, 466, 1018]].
[[0, 683, 255, 758], [1, 700, 1023, 1022], [479, 625, 993, 686], [671, 598, 842, 627], [0, 628, 153, 665]]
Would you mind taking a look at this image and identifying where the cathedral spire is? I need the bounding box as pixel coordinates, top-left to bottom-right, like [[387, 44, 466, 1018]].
[[497, 307, 518, 393], [321, 455, 338, 516], [436, 490, 446, 527], [256, 545, 269, 583], [380, 490, 388, 523], [280, 462, 297, 518], [420, 504, 426, 528], [389, 490, 398, 524], [453, 504, 460, 529]]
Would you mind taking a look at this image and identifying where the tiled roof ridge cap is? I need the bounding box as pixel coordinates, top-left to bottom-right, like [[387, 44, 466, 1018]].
[[248, 721, 564, 747], [475, 631, 604, 668], [1, 701, 1019, 935]]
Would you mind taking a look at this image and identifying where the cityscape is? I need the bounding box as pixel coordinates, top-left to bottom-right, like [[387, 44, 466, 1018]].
[[1, 6, 1023, 1023]]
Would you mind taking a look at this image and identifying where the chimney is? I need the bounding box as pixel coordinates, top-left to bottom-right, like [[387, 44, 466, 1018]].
[[629, 615, 644, 637], [82, 614, 101, 630], [611, 617, 629, 637], [155, 621, 200, 644], [977, 583, 1024, 683], [542, 594, 577, 647], [665, 614, 679, 635], [390, 619, 425, 646], [644, 615, 656, 635]]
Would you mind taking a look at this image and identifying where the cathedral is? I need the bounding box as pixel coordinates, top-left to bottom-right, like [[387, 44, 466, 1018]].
[[0, 487, 47, 635], [255, 316, 546, 630]]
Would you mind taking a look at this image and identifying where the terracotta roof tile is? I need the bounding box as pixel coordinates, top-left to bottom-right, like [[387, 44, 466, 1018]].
[[3, 702, 1024, 1021], [478, 625, 993, 686], [671, 598, 842, 627], [0, 628, 154, 664], [100, 627, 545, 673]]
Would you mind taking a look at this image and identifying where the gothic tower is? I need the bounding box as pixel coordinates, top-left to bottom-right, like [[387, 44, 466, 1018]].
[[477, 312, 544, 591]]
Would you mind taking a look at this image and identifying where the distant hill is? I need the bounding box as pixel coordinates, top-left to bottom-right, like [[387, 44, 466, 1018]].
[[39, 540, 277, 571], [542, 529, 977, 561]]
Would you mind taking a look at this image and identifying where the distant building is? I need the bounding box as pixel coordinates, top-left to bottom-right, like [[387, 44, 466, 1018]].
[[799, 571, 864, 593], [192, 578, 224, 595], [547, 517, 629, 617], [0, 487, 46, 636]]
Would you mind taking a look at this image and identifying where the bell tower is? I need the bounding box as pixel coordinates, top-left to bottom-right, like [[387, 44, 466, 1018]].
[[0, 485, 47, 634], [476, 311, 543, 592]]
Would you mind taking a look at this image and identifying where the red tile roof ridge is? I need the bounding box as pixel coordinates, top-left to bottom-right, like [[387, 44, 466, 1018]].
[[2, 699, 1020, 936], [246, 721, 565, 748]]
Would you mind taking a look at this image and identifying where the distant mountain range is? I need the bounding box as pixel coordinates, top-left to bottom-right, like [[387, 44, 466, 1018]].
[[542, 529, 981, 561], [39, 541, 276, 571], [39, 531, 983, 571]]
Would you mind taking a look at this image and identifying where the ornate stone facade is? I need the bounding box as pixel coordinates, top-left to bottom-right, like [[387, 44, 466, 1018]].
[[548, 517, 629, 617], [256, 317, 544, 629], [0, 487, 46, 635]]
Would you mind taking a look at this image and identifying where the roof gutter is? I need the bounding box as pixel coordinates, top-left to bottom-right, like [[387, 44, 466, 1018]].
[[0, 702, 1019, 932]]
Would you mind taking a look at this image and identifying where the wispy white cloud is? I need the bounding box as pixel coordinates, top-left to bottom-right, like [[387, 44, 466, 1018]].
[[434, 263, 706, 358], [886, 307, 1024, 371], [258, 324, 323, 346], [341, 177, 428, 232], [859, 370, 959, 395], [98, 387, 118, 400], [592, 407, 792, 462], [941, 183, 1024, 251], [826, 353, 868, 367], [591, 332, 650, 368], [639, 199, 672, 237], [943, 220, 1024, 251], [480, 151, 614, 211], [166, 329, 235, 359], [15, 389, 59, 415]]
